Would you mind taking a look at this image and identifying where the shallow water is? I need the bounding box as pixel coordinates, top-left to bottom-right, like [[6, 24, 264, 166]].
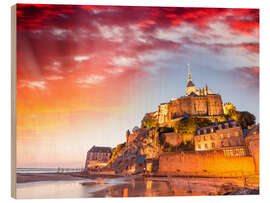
[[16, 176, 245, 199], [16, 177, 128, 199]]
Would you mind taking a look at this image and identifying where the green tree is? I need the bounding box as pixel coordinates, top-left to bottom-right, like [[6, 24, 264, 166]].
[[194, 117, 213, 128], [174, 117, 213, 134], [158, 126, 174, 133], [237, 111, 256, 129], [222, 108, 256, 129], [108, 142, 126, 165], [141, 114, 158, 128], [179, 140, 195, 151]]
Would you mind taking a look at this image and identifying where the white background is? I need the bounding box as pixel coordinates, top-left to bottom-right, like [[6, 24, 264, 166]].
[[0, 0, 269, 202]]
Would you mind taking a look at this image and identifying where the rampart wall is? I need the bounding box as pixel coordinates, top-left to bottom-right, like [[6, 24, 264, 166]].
[[158, 151, 255, 177]]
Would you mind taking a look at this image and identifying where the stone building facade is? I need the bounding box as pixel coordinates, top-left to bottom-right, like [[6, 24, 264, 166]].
[[245, 124, 259, 173], [194, 120, 247, 156], [156, 64, 224, 125], [85, 146, 113, 170]]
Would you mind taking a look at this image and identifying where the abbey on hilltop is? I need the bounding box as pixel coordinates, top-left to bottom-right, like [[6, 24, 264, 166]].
[[148, 64, 224, 125]]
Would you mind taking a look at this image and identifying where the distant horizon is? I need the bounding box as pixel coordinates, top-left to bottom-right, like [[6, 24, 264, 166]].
[[16, 4, 259, 168]]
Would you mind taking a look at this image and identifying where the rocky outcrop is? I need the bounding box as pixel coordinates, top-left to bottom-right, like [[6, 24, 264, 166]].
[[110, 128, 161, 174]]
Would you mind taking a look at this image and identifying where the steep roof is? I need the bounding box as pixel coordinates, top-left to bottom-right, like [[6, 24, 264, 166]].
[[188, 92, 198, 97], [89, 146, 113, 153], [195, 120, 240, 136], [186, 80, 195, 87]]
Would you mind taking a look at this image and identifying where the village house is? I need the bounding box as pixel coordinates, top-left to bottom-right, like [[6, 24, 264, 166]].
[[84, 146, 113, 170], [194, 120, 247, 156]]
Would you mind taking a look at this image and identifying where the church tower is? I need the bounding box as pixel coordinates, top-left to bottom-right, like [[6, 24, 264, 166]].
[[185, 64, 196, 96]]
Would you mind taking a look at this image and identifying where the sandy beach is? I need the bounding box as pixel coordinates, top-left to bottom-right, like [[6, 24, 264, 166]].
[[16, 172, 123, 183]]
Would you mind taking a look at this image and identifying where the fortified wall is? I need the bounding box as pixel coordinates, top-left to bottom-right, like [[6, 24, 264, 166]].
[[158, 151, 255, 177], [158, 94, 224, 124]]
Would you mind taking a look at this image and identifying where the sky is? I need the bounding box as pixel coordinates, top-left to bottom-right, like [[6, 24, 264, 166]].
[[16, 4, 259, 168]]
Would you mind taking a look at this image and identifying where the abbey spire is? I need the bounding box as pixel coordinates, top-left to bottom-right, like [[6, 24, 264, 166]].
[[185, 64, 196, 96], [188, 63, 192, 82], [184, 64, 214, 96]]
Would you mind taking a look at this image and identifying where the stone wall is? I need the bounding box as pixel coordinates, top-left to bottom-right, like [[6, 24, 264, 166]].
[[163, 132, 194, 146], [245, 126, 259, 174], [207, 94, 224, 116], [158, 151, 255, 177], [163, 132, 181, 146], [158, 94, 224, 124]]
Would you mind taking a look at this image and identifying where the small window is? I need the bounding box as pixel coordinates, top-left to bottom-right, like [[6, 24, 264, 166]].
[[212, 142, 215, 148], [220, 134, 224, 139], [221, 141, 224, 147], [198, 144, 201, 149], [204, 136, 206, 141], [205, 143, 208, 149]]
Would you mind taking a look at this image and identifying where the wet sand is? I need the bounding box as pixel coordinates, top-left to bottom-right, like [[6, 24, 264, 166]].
[[92, 176, 259, 197], [16, 172, 123, 183], [16, 173, 259, 198]]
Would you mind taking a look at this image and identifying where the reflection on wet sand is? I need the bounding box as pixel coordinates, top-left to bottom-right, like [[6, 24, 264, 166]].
[[17, 175, 258, 198], [91, 176, 248, 197]]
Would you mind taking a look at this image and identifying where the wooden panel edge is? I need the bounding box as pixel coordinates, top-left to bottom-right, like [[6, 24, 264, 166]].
[[11, 4, 17, 199]]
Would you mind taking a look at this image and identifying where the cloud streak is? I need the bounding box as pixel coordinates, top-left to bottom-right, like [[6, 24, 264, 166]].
[[19, 80, 47, 90], [16, 4, 259, 168]]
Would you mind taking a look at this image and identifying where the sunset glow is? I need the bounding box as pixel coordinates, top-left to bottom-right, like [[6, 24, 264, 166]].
[[16, 4, 259, 168]]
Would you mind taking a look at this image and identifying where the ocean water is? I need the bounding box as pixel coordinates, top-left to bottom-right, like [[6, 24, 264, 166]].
[[16, 177, 128, 199]]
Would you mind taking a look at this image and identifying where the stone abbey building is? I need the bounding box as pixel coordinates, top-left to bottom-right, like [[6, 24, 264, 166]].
[[156, 64, 224, 124]]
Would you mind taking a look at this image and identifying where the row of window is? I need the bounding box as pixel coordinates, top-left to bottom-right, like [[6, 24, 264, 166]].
[[89, 153, 111, 161], [197, 142, 215, 149], [196, 132, 240, 141], [197, 123, 240, 135], [223, 148, 246, 157], [197, 139, 242, 149]]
